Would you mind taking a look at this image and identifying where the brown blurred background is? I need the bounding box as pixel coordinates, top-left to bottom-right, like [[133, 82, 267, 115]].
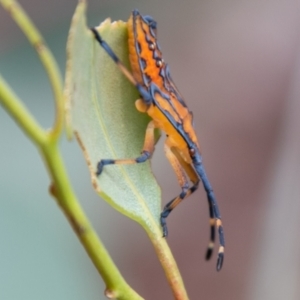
[[1, 0, 300, 299]]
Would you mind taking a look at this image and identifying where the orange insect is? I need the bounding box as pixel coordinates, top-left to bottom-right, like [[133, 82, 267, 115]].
[[91, 10, 225, 270]]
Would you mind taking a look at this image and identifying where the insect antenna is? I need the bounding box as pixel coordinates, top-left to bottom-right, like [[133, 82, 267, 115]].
[[90, 27, 137, 86], [91, 27, 153, 104]]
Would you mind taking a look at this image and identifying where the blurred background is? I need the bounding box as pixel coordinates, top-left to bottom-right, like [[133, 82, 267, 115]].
[[1, 0, 300, 299]]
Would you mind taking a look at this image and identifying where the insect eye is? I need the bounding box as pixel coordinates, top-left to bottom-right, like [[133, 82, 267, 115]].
[[156, 59, 163, 67], [149, 42, 155, 50], [189, 148, 196, 157]]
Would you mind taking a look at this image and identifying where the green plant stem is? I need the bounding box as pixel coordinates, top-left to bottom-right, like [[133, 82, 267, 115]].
[[0, 75, 143, 299], [43, 140, 143, 300], [0, 0, 64, 140], [0, 75, 46, 145], [145, 227, 189, 300]]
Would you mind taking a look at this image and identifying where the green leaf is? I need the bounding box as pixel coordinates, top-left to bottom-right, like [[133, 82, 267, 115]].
[[64, 1, 162, 234]]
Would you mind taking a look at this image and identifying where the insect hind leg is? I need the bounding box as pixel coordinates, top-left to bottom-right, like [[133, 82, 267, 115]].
[[194, 162, 225, 271], [171, 148, 217, 260], [160, 181, 199, 237], [161, 143, 200, 237], [205, 199, 216, 260]]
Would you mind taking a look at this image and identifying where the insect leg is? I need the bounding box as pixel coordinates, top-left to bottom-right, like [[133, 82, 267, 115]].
[[90, 28, 152, 105], [96, 120, 156, 176], [160, 143, 198, 237], [171, 148, 216, 260], [194, 163, 225, 271]]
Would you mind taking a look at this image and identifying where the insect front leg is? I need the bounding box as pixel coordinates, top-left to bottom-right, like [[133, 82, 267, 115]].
[[160, 143, 199, 237], [96, 120, 156, 176]]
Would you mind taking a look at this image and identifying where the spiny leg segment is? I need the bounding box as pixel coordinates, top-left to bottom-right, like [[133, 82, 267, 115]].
[[160, 181, 199, 237], [205, 201, 216, 261], [194, 162, 225, 271], [163, 146, 216, 260], [160, 143, 197, 237]]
